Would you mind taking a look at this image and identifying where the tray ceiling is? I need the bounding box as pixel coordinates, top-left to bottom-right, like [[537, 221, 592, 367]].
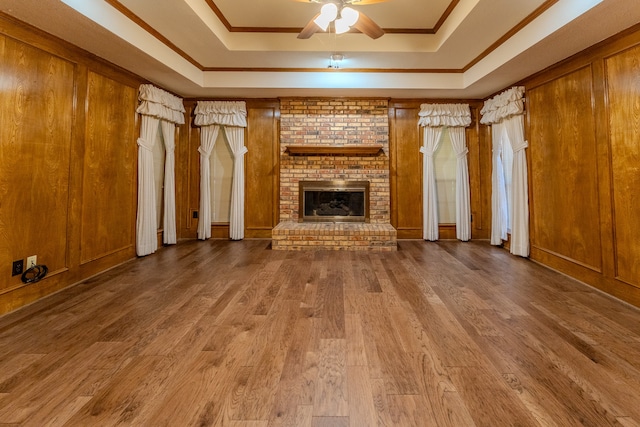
[[1, 0, 639, 98]]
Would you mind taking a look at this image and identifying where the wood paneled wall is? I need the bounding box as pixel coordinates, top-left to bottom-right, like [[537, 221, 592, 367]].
[[245, 100, 280, 238], [389, 101, 490, 240], [523, 23, 640, 306], [0, 15, 143, 315], [177, 99, 491, 242]]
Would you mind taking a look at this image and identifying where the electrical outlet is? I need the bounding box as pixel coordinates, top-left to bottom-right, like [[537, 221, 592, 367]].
[[27, 255, 37, 269], [12, 260, 24, 276]]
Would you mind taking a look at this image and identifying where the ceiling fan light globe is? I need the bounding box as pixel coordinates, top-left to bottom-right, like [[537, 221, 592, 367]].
[[341, 7, 360, 26], [314, 15, 332, 31], [314, 3, 338, 31], [334, 18, 351, 34], [320, 3, 338, 20]]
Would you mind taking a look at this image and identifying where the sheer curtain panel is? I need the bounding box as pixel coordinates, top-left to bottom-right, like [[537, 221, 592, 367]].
[[224, 126, 248, 240], [418, 104, 472, 241], [160, 120, 177, 245], [420, 126, 444, 241], [136, 115, 160, 256], [194, 101, 248, 241], [504, 114, 529, 257], [481, 86, 529, 257], [449, 127, 471, 241], [196, 125, 220, 240], [135, 84, 185, 256]]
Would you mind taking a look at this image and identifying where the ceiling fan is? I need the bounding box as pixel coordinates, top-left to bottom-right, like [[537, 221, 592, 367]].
[[296, 0, 386, 40]]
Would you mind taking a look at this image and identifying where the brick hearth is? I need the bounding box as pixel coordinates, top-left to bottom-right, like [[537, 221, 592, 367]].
[[272, 222, 397, 251]]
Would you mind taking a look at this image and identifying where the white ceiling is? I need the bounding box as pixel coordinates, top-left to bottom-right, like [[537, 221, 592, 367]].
[[1, 0, 639, 99]]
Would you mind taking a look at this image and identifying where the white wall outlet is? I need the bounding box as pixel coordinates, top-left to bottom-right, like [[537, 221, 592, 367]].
[[27, 255, 37, 269]]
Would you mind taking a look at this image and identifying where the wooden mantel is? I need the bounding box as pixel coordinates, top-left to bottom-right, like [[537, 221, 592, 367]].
[[285, 144, 383, 156]]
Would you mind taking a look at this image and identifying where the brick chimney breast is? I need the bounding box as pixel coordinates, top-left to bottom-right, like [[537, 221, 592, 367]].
[[279, 98, 390, 223]]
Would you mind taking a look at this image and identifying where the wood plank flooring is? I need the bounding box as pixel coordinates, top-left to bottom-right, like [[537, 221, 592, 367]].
[[1, 239, 640, 426]]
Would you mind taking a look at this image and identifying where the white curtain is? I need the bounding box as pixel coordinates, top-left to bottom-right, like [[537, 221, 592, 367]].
[[420, 126, 444, 241], [136, 84, 184, 256], [196, 125, 220, 240], [449, 127, 471, 241], [491, 123, 509, 245], [224, 126, 248, 240], [160, 120, 177, 245], [136, 115, 160, 256], [419, 103, 472, 241], [481, 86, 529, 257], [504, 114, 529, 257], [194, 101, 247, 241]]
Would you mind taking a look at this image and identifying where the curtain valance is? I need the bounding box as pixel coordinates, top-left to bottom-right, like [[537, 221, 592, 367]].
[[194, 101, 247, 127], [136, 84, 185, 125], [418, 103, 471, 128], [480, 86, 525, 125]]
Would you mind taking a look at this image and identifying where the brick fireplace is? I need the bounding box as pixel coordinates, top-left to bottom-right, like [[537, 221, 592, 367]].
[[272, 98, 397, 250]]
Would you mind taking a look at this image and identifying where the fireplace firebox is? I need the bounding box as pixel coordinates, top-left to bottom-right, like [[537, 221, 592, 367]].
[[299, 180, 370, 223]]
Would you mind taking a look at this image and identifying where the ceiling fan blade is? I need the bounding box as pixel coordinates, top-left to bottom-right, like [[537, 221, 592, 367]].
[[353, 11, 384, 39], [298, 13, 320, 39]]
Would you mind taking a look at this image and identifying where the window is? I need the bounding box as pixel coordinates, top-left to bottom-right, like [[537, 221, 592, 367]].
[[210, 130, 233, 222], [152, 122, 165, 229], [434, 128, 456, 224], [500, 125, 514, 232]]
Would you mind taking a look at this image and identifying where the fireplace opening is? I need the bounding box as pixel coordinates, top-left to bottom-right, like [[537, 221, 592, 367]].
[[299, 181, 369, 223]]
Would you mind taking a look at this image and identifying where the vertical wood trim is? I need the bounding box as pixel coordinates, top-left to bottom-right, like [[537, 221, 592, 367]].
[[274, 106, 281, 227], [389, 105, 398, 230], [177, 101, 201, 239], [467, 103, 488, 238], [67, 62, 87, 278], [592, 56, 615, 280]]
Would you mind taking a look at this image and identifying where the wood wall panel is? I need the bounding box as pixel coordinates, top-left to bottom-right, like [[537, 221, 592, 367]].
[[605, 46, 640, 288], [0, 14, 144, 315], [528, 67, 602, 271], [0, 34, 75, 291], [390, 106, 422, 239], [245, 101, 279, 238], [80, 71, 137, 264]]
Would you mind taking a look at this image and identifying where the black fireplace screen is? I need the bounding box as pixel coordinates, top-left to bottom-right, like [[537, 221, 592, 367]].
[[299, 181, 369, 222]]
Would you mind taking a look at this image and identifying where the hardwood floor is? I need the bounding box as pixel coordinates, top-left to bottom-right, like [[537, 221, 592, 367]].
[[1, 239, 640, 426]]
